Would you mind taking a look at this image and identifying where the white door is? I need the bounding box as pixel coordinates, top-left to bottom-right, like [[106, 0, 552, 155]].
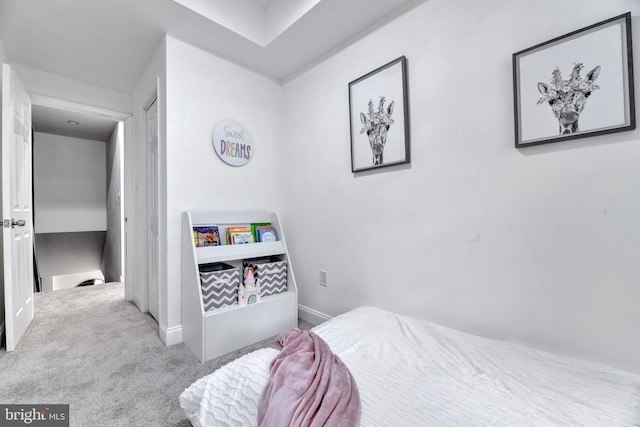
[[146, 99, 159, 321], [2, 64, 34, 351]]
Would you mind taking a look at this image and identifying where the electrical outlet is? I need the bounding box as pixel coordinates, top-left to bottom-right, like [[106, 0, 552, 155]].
[[319, 270, 328, 287]]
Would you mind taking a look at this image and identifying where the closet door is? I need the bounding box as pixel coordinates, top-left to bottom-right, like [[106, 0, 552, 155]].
[[146, 98, 159, 321]]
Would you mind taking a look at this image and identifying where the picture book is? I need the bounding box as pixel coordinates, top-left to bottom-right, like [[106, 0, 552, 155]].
[[232, 232, 254, 244], [193, 226, 220, 247], [256, 226, 277, 242], [226, 226, 254, 245], [251, 222, 271, 242]]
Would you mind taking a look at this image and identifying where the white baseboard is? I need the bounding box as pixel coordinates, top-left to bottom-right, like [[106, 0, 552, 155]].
[[160, 306, 327, 346], [160, 324, 182, 346], [298, 304, 332, 326]]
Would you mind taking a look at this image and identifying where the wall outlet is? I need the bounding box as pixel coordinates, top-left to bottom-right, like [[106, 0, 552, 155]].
[[319, 270, 328, 287]]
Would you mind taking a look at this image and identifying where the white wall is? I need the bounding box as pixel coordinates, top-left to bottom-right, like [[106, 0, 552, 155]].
[[0, 39, 7, 65], [36, 233, 105, 275], [164, 36, 285, 340], [282, 0, 640, 372], [12, 64, 131, 114], [36, 232, 106, 291], [101, 123, 123, 282], [123, 116, 135, 301], [34, 132, 107, 233]]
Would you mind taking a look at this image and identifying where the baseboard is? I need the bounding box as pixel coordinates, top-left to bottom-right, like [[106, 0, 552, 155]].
[[160, 324, 182, 346], [298, 304, 332, 326]]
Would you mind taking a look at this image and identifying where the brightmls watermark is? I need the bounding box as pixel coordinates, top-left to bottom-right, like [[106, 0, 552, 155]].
[[0, 405, 69, 426]]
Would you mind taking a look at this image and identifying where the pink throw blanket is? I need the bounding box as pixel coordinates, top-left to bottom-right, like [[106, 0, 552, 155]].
[[258, 329, 361, 427]]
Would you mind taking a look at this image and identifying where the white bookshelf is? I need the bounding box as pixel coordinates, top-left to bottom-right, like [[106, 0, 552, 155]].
[[182, 211, 298, 362]]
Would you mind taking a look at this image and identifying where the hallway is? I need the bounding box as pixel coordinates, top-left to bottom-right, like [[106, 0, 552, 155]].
[[1, 283, 221, 425]]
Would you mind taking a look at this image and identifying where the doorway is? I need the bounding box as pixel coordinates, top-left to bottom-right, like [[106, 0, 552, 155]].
[[2, 66, 132, 351], [30, 98, 128, 294]]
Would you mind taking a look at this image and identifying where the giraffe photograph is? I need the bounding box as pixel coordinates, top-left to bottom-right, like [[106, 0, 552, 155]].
[[349, 56, 410, 172], [513, 12, 635, 148]]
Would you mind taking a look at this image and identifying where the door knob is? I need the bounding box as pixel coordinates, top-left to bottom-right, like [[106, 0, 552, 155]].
[[11, 219, 25, 228]]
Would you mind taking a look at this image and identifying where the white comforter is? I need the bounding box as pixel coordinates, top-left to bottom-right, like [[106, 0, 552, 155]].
[[180, 306, 640, 426]]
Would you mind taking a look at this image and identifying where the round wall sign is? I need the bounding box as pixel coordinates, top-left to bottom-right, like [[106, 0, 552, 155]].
[[212, 119, 254, 167]]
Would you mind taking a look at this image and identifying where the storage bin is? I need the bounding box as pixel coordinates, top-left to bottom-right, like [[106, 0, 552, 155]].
[[199, 263, 240, 311], [245, 258, 287, 297]]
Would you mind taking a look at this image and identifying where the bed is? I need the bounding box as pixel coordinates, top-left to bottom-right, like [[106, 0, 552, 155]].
[[180, 306, 640, 426]]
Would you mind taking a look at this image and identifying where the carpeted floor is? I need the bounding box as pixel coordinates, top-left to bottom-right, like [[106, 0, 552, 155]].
[[0, 283, 313, 426]]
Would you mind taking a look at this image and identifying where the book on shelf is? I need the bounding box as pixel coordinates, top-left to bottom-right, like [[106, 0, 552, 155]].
[[251, 222, 271, 242], [193, 226, 220, 247], [256, 225, 277, 242], [227, 226, 254, 245], [232, 232, 253, 244]]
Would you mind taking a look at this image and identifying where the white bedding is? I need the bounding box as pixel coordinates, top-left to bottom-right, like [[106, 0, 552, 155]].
[[180, 306, 640, 426]]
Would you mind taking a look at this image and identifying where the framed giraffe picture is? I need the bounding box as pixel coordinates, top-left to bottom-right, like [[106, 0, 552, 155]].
[[349, 56, 410, 172], [513, 12, 635, 148]]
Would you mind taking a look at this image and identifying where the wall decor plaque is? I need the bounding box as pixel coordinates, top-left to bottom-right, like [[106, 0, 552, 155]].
[[212, 119, 254, 166]]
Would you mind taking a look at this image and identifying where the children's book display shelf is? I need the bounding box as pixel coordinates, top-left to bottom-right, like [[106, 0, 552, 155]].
[[182, 211, 298, 362]]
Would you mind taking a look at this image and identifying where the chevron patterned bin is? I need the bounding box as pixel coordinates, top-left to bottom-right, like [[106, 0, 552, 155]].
[[199, 263, 240, 311], [251, 259, 287, 297]]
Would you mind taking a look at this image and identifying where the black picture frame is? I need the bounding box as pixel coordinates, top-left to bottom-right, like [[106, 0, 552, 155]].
[[349, 56, 410, 172], [513, 12, 635, 148]]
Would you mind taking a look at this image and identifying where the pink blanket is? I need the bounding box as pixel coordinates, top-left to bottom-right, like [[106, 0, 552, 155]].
[[258, 329, 361, 427]]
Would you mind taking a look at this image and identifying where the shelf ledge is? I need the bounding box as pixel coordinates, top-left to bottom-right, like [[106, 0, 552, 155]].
[[196, 241, 285, 264]]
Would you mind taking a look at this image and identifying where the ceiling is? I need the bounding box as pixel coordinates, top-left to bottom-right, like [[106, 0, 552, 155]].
[[249, 0, 277, 10], [0, 0, 425, 141], [32, 105, 119, 142], [0, 0, 425, 92]]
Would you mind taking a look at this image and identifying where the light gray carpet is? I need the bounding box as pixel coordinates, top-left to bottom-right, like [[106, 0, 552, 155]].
[[0, 283, 314, 426]]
